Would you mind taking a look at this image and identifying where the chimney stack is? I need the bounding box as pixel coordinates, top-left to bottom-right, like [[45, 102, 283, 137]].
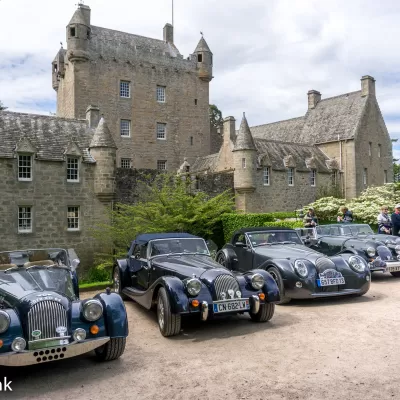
[[86, 105, 100, 128], [163, 23, 173, 43], [307, 90, 321, 110], [79, 4, 91, 25], [361, 75, 375, 97]]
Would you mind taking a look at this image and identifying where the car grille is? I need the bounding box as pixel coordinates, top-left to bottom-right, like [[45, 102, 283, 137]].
[[214, 274, 240, 300], [315, 257, 336, 271], [27, 300, 68, 341]]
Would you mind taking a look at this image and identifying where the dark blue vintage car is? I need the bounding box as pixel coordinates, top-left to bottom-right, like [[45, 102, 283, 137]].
[[114, 233, 280, 337], [216, 228, 371, 304], [0, 248, 128, 367]]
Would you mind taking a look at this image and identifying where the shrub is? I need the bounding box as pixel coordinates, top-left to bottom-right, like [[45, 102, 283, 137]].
[[304, 196, 346, 222]]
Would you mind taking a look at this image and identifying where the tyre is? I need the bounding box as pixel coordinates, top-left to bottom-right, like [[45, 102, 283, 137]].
[[216, 252, 227, 267], [113, 266, 127, 300], [157, 287, 181, 337], [390, 271, 400, 277], [250, 302, 275, 322], [267, 266, 291, 304], [95, 337, 126, 361]]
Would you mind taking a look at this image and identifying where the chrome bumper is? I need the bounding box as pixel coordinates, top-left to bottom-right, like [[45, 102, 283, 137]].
[[201, 301, 208, 321], [250, 295, 260, 314], [0, 337, 110, 367]]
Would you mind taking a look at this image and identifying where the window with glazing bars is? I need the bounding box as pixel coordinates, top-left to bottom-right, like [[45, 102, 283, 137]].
[[121, 158, 132, 169], [67, 157, 79, 181], [157, 123, 166, 139], [18, 155, 32, 181], [288, 168, 294, 186], [157, 160, 167, 170], [120, 81, 130, 98], [18, 206, 32, 232], [310, 169, 316, 186], [263, 167, 270, 186], [67, 206, 80, 230], [120, 120, 131, 137], [156, 86, 166, 102]]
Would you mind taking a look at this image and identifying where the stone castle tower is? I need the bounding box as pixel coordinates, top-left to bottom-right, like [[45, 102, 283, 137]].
[[52, 3, 214, 171]]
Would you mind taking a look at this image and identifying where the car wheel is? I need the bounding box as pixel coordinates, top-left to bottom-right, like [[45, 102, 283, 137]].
[[157, 287, 181, 337], [95, 337, 126, 361], [390, 271, 400, 277], [267, 266, 291, 304], [250, 302, 275, 322], [113, 266, 127, 300], [216, 252, 227, 267]]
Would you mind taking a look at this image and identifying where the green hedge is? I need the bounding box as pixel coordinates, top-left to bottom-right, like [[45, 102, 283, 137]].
[[268, 211, 298, 220], [221, 213, 303, 242]]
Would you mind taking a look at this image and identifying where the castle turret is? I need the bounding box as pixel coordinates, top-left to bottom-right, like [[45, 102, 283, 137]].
[[89, 117, 117, 202], [66, 4, 91, 62], [233, 113, 257, 193], [52, 45, 65, 91], [193, 36, 213, 82]]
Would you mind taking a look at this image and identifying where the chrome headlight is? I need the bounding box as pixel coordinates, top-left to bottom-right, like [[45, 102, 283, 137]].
[[366, 247, 376, 257], [11, 337, 26, 352], [395, 245, 400, 255], [82, 299, 103, 322], [0, 311, 10, 334], [186, 278, 202, 296], [294, 260, 308, 277], [251, 273, 264, 290], [349, 256, 366, 272]]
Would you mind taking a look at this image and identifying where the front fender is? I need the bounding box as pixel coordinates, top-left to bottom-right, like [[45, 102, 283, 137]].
[[156, 276, 192, 314], [94, 292, 128, 338], [115, 258, 131, 289], [0, 309, 23, 354], [246, 269, 280, 303]]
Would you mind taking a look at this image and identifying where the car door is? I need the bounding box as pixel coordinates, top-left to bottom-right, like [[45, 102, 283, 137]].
[[233, 233, 254, 272], [130, 244, 151, 290]]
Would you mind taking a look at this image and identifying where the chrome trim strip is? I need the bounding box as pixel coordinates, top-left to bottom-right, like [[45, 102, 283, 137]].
[[201, 301, 208, 321], [250, 295, 260, 314], [214, 274, 240, 300], [0, 337, 110, 367]]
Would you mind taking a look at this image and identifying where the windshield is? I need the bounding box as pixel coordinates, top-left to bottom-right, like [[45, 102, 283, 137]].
[[296, 228, 316, 238], [247, 231, 303, 247], [149, 238, 210, 257], [348, 224, 374, 236], [0, 248, 69, 268]]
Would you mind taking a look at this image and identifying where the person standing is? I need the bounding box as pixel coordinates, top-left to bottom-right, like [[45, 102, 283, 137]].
[[337, 206, 353, 223], [303, 207, 318, 227], [391, 204, 400, 236], [377, 206, 392, 234]]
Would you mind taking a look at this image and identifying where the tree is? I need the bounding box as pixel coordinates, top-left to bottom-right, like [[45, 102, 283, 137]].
[[0, 101, 7, 111], [209, 104, 223, 128], [91, 173, 235, 265]]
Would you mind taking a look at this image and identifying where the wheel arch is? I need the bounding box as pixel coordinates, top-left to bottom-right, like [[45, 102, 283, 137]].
[[113, 259, 131, 289], [216, 247, 238, 270]]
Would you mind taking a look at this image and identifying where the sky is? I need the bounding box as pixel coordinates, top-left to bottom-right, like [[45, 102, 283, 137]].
[[1, 0, 400, 158]]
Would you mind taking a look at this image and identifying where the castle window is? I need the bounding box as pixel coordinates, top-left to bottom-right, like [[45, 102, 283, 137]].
[[70, 27, 76, 37], [156, 86, 166, 103], [363, 168, 368, 185], [190, 136, 193, 145], [120, 119, 131, 137], [331, 171, 338, 185], [263, 167, 270, 186], [67, 157, 79, 182], [120, 81, 130, 98], [67, 206, 80, 231], [310, 169, 316, 187], [194, 99, 197, 105], [54, 64, 58, 73], [369, 142, 372, 156], [121, 158, 132, 169], [197, 54, 203, 63], [384, 170, 388, 183], [242, 158, 246, 169], [18, 206, 32, 233], [157, 123, 166, 140], [378, 144, 381, 158], [288, 168, 294, 186], [157, 160, 167, 170], [18, 154, 32, 181], [195, 176, 200, 190]]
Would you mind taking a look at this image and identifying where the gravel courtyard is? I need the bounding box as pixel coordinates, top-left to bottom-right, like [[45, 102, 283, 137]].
[[2, 273, 400, 400]]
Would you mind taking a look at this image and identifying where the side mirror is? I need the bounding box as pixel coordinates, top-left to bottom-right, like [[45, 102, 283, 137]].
[[235, 242, 247, 248], [71, 258, 80, 271]]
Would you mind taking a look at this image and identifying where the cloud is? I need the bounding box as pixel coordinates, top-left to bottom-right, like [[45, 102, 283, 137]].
[[1, 0, 400, 128]]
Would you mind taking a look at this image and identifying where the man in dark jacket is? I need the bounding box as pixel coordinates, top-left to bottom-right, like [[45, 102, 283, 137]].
[[391, 204, 400, 236]]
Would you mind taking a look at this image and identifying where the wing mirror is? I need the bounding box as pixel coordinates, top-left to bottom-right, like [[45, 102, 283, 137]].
[[71, 258, 80, 271], [235, 242, 247, 248]]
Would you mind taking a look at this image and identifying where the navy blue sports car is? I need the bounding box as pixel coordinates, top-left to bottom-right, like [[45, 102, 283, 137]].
[[0, 248, 128, 366], [114, 233, 280, 337]]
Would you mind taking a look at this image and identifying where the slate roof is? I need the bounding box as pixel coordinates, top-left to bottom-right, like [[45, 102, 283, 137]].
[[90, 117, 116, 148], [194, 37, 212, 53], [233, 114, 256, 151], [191, 154, 219, 172], [249, 91, 367, 144], [254, 139, 330, 172], [0, 111, 98, 162]]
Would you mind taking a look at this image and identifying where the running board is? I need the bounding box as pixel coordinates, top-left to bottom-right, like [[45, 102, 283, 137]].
[[122, 287, 152, 309]]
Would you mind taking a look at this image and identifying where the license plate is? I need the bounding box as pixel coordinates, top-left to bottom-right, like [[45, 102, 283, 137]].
[[317, 277, 345, 287], [387, 262, 400, 272], [213, 299, 250, 313]]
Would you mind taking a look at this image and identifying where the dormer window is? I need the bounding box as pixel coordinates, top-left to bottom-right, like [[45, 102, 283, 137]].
[[67, 157, 79, 182], [18, 154, 32, 181], [197, 54, 203, 62], [70, 27, 76, 37]]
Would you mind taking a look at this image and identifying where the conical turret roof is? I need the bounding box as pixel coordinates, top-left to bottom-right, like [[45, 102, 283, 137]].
[[90, 117, 117, 148], [194, 36, 212, 53], [69, 7, 88, 25], [233, 113, 256, 151]]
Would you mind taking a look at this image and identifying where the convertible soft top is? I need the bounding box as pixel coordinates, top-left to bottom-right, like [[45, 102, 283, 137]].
[[132, 232, 199, 246]]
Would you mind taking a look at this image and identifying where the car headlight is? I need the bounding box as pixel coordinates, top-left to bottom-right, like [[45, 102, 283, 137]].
[[366, 247, 376, 257], [395, 245, 400, 255], [82, 300, 103, 322], [186, 278, 202, 296], [251, 273, 264, 290], [294, 260, 308, 277], [349, 256, 366, 272], [0, 311, 10, 334]]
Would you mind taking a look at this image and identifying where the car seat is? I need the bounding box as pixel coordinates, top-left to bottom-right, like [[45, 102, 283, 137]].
[[0, 253, 17, 271], [23, 250, 55, 268]]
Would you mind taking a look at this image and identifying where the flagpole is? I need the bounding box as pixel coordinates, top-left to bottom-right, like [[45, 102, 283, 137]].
[[172, 0, 174, 27]]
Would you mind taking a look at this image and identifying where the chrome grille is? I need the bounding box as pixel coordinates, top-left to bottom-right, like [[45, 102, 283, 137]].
[[28, 300, 68, 341], [214, 274, 240, 300], [315, 257, 336, 271]]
